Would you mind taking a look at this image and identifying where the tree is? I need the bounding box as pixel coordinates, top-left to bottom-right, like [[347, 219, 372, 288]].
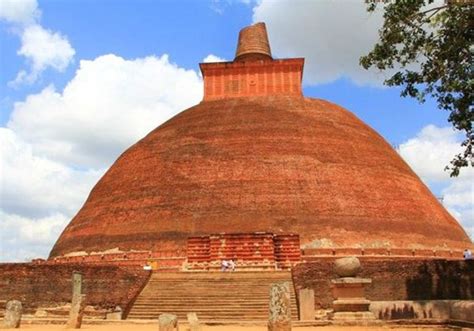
[[360, 0, 473, 176]]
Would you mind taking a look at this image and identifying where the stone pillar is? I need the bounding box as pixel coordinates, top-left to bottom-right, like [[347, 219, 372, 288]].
[[187, 312, 201, 331], [3, 300, 22, 328], [67, 271, 86, 328], [67, 294, 86, 328], [268, 282, 292, 331], [298, 288, 315, 321], [330, 257, 375, 321], [159, 313, 179, 331], [71, 271, 82, 297]]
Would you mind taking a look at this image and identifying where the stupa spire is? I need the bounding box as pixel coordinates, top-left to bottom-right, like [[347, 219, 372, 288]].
[[235, 22, 272, 62], [199, 22, 303, 100]]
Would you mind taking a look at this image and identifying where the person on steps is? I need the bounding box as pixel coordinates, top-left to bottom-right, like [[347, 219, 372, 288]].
[[221, 259, 229, 271], [463, 248, 472, 260], [228, 259, 236, 272]]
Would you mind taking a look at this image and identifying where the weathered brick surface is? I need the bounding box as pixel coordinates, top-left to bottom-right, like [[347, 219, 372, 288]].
[[235, 22, 272, 61], [0, 263, 150, 311], [200, 59, 304, 100], [46, 250, 186, 271], [292, 259, 474, 309], [49, 95, 471, 258]]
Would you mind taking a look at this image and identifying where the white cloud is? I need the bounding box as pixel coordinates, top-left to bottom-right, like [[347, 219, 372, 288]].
[[8, 54, 203, 168], [252, 0, 385, 85], [10, 24, 75, 85], [1, 53, 203, 261], [443, 180, 474, 208], [252, 0, 443, 86], [0, 211, 69, 262], [0, 128, 103, 218], [398, 125, 471, 183], [0, 128, 103, 262], [443, 180, 473, 241], [0, 0, 40, 25], [398, 124, 473, 240], [202, 54, 226, 63], [1, 0, 75, 85]]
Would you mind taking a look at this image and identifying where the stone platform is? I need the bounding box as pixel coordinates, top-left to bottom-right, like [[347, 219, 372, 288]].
[[126, 271, 298, 321]]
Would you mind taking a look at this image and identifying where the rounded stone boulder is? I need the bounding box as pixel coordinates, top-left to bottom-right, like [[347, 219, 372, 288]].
[[334, 256, 361, 277]]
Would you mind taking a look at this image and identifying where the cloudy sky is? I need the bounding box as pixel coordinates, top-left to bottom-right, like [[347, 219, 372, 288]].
[[0, 0, 472, 262]]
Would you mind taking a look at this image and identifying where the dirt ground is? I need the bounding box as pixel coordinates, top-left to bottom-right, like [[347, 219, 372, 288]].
[[17, 324, 450, 331]]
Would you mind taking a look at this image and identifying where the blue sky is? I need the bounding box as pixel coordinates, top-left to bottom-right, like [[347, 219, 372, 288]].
[[0, 0, 472, 261]]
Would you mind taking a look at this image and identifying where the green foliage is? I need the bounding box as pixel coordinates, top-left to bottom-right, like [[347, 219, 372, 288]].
[[361, 0, 473, 176]]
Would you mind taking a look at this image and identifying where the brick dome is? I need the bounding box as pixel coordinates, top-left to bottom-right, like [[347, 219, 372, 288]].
[[49, 24, 470, 258]]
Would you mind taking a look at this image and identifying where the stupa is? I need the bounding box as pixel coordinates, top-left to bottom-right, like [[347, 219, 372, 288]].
[[49, 23, 471, 265]]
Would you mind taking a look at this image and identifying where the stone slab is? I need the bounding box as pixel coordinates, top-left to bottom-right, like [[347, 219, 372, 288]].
[[2, 300, 22, 328], [268, 282, 292, 331], [298, 288, 315, 321]]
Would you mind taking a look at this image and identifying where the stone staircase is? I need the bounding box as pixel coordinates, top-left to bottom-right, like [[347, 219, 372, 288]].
[[126, 271, 299, 320]]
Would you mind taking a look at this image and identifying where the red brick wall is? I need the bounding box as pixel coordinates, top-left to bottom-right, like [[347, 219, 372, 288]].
[[0, 263, 150, 311], [292, 259, 474, 309], [46, 251, 186, 271], [200, 59, 303, 100], [186, 232, 301, 269]]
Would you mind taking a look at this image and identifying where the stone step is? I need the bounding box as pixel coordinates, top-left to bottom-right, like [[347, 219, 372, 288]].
[[133, 300, 298, 304], [135, 296, 296, 301], [127, 314, 299, 320], [145, 282, 287, 285], [130, 307, 298, 312], [135, 296, 296, 304], [135, 294, 297, 298], [134, 297, 297, 301], [141, 285, 292, 289], [140, 286, 289, 290], [129, 311, 299, 317], [135, 296, 297, 301], [136, 294, 297, 298], [131, 305, 298, 310], [144, 283, 289, 286], [147, 278, 290, 281], [131, 304, 298, 309], [149, 273, 291, 277], [127, 314, 298, 320], [127, 314, 300, 320], [133, 301, 297, 306], [148, 276, 291, 280]]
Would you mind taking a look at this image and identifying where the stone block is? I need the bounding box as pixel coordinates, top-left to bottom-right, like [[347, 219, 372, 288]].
[[2, 300, 22, 329], [331, 311, 376, 321], [159, 313, 179, 331], [298, 288, 315, 320], [268, 282, 292, 331], [333, 299, 371, 312], [105, 306, 122, 320], [331, 278, 371, 299], [450, 301, 474, 322], [187, 312, 201, 331]]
